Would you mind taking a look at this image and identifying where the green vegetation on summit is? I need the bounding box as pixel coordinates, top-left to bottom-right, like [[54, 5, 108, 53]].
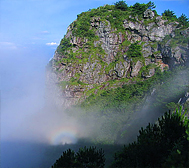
[[53, 0, 189, 93]]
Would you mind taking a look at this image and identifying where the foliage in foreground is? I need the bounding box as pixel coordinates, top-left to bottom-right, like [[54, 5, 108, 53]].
[[52, 109, 189, 168], [112, 109, 189, 168], [52, 146, 105, 168]]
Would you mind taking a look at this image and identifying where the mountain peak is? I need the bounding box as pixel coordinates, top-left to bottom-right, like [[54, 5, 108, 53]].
[[47, 2, 189, 107]]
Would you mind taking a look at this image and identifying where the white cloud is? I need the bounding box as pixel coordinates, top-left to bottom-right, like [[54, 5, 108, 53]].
[[0, 42, 17, 50], [32, 37, 44, 40], [41, 30, 50, 34], [46, 42, 58, 46]]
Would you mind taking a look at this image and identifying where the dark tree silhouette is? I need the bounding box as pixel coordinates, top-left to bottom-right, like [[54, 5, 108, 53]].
[[114, 1, 128, 11], [52, 149, 76, 168], [162, 9, 177, 20], [52, 146, 105, 168], [112, 109, 189, 168], [178, 14, 189, 27], [147, 1, 156, 10]]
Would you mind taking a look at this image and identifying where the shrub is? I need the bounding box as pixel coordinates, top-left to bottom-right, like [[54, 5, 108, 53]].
[[52, 146, 105, 168], [57, 37, 72, 54], [52, 149, 75, 168], [127, 42, 142, 58], [162, 9, 177, 21], [147, 1, 156, 10], [112, 109, 189, 168], [178, 14, 189, 27], [131, 2, 148, 16], [114, 1, 128, 11]]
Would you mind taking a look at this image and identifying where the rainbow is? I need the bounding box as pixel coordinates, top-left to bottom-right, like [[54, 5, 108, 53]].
[[49, 126, 78, 145]]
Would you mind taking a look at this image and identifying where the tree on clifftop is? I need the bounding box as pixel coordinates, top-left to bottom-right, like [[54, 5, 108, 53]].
[[162, 9, 177, 21], [178, 14, 189, 27], [147, 1, 156, 10], [114, 1, 128, 11]]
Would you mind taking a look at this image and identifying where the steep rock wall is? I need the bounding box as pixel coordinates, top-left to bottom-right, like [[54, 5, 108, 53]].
[[47, 8, 189, 107]]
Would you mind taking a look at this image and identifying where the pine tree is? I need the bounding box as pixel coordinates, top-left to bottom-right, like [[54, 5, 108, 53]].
[[112, 109, 189, 167], [178, 14, 189, 27], [52, 146, 105, 168]]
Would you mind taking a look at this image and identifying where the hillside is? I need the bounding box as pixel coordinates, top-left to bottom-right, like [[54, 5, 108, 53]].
[[46, 1, 189, 144], [47, 2, 189, 107]]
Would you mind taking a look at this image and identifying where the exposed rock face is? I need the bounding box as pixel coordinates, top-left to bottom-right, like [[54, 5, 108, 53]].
[[115, 61, 130, 78], [47, 8, 189, 107], [131, 61, 143, 77], [141, 68, 155, 78], [123, 16, 178, 42], [158, 28, 189, 68], [144, 9, 155, 19], [179, 92, 189, 105]]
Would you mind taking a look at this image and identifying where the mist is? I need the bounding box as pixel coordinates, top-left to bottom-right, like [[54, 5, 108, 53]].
[[0, 46, 59, 168], [0, 45, 110, 167], [0, 46, 82, 167], [1, 42, 188, 167], [116, 68, 189, 144]]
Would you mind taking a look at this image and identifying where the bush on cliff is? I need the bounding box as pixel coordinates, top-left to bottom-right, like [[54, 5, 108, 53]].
[[114, 1, 128, 11]]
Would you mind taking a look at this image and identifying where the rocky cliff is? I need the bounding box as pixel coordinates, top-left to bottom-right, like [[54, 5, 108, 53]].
[[47, 3, 189, 107]]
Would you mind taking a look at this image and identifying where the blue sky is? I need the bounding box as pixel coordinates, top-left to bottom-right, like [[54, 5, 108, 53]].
[[0, 0, 189, 141], [0, 0, 188, 99], [0, 0, 188, 53], [0, 1, 188, 167]]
